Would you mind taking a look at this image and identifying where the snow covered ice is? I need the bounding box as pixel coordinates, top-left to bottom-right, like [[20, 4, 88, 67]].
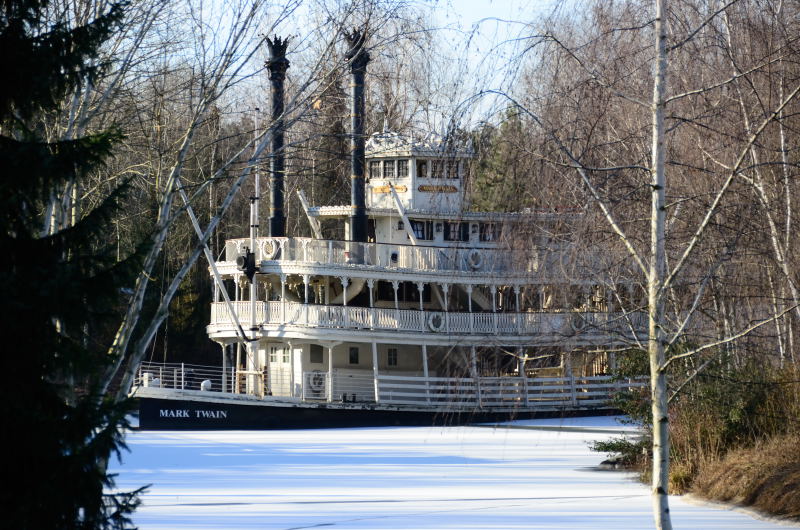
[[110, 416, 792, 529]]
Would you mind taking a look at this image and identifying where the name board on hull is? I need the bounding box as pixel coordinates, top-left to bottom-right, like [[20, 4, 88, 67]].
[[371, 185, 407, 193], [418, 185, 457, 193]]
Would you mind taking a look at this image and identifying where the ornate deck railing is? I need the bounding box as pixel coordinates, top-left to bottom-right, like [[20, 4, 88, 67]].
[[223, 236, 611, 275], [209, 301, 646, 337], [134, 362, 647, 411]]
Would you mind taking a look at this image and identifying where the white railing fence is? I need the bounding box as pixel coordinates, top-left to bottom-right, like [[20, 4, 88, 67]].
[[210, 301, 647, 338], [135, 361, 646, 411], [224, 237, 577, 274]]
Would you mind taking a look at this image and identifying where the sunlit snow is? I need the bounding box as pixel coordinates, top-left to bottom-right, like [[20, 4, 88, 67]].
[[109, 416, 791, 529]]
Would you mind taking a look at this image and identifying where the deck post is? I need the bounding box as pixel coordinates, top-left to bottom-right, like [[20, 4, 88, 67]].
[[416, 282, 425, 331], [367, 279, 376, 329], [221, 344, 227, 393], [303, 274, 310, 326], [371, 341, 380, 403], [470, 345, 482, 407], [180, 362, 184, 389], [280, 274, 287, 324], [441, 284, 449, 333], [466, 284, 474, 331], [565, 352, 578, 406], [519, 347, 528, 407], [422, 344, 430, 403], [235, 342, 241, 393], [514, 285, 522, 334], [327, 345, 334, 402]]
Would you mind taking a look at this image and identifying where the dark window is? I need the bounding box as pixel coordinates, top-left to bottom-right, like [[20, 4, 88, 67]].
[[416, 159, 428, 178], [383, 160, 395, 178], [431, 160, 444, 178], [410, 220, 433, 240], [444, 222, 468, 241], [480, 223, 502, 242], [349, 347, 359, 364], [446, 160, 459, 179], [387, 348, 398, 367], [397, 159, 409, 177], [310, 344, 323, 364], [369, 161, 381, 180]]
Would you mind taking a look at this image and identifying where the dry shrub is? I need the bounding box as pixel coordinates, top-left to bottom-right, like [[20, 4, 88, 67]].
[[692, 434, 800, 520]]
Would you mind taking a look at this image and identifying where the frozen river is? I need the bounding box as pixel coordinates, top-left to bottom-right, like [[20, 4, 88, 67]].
[[110, 416, 792, 529]]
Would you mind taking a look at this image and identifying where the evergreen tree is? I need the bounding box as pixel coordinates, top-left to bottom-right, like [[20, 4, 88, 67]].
[[0, 1, 144, 527]]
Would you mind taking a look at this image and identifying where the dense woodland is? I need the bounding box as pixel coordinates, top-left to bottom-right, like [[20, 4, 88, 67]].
[[2, 0, 800, 527]]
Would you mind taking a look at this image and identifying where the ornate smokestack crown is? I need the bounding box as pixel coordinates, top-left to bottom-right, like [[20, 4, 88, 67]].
[[266, 36, 290, 76], [344, 28, 369, 67]]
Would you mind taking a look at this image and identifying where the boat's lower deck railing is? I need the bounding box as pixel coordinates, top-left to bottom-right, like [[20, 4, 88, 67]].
[[134, 362, 646, 410]]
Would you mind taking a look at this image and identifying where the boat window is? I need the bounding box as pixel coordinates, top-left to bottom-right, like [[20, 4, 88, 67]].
[[369, 160, 381, 180], [431, 160, 444, 178], [416, 159, 428, 178], [387, 348, 398, 367], [446, 160, 459, 179], [480, 223, 502, 242], [310, 344, 323, 364], [397, 159, 409, 178], [410, 219, 433, 240], [444, 222, 468, 241], [349, 347, 359, 364], [383, 160, 395, 178]]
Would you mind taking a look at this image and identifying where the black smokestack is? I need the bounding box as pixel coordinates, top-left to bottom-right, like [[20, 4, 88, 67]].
[[345, 29, 370, 243], [266, 36, 289, 237]]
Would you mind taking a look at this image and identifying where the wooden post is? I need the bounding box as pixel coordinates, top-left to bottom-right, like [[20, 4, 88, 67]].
[[221, 344, 227, 393], [471, 345, 481, 407], [422, 344, 431, 403], [327, 345, 334, 402], [371, 341, 380, 403], [519, 347, 528, 407]]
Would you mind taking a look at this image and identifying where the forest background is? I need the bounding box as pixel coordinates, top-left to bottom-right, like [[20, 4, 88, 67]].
[[2, 0, 799, 528]]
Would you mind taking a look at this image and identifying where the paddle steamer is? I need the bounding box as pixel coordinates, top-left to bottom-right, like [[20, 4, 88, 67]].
[[134, 33, 645, 429]]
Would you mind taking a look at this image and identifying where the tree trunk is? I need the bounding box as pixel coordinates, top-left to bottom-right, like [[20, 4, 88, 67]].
[[649, 0, 672, 528]]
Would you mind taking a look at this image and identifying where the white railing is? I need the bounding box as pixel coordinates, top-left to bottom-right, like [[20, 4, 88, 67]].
[[135, 362, 235, 393], [224, 237, 570, 274], [210, 301, 646, 337], [135, 362, 646, 411]]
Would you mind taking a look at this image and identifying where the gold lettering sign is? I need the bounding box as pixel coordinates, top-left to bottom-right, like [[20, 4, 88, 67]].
[[418, 185, 458, 193], [372, 185, 407, 193]]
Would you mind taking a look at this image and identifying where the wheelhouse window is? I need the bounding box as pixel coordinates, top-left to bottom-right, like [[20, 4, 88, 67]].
[[410, 219, 433, 240], [430, 160, 444, 178], [349, 347, 359, 364], [416, 159, 428, 178], [369, 160, 381, 180], [444, 221, 468, 241], [387, 348, 398, 367], [383, 160, 395, 178], [397, 159, 409, 178], [446, 160, 459, 179]]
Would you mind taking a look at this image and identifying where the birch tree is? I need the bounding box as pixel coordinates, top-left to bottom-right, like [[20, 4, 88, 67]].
[[483, 1, 800, 528]]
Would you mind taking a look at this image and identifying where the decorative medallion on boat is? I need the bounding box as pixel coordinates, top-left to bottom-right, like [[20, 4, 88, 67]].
[[465, 249, 483, 270], [570, 313, 588, 333], [261, 239, 277, 259], [427, 312, 445, 332]]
